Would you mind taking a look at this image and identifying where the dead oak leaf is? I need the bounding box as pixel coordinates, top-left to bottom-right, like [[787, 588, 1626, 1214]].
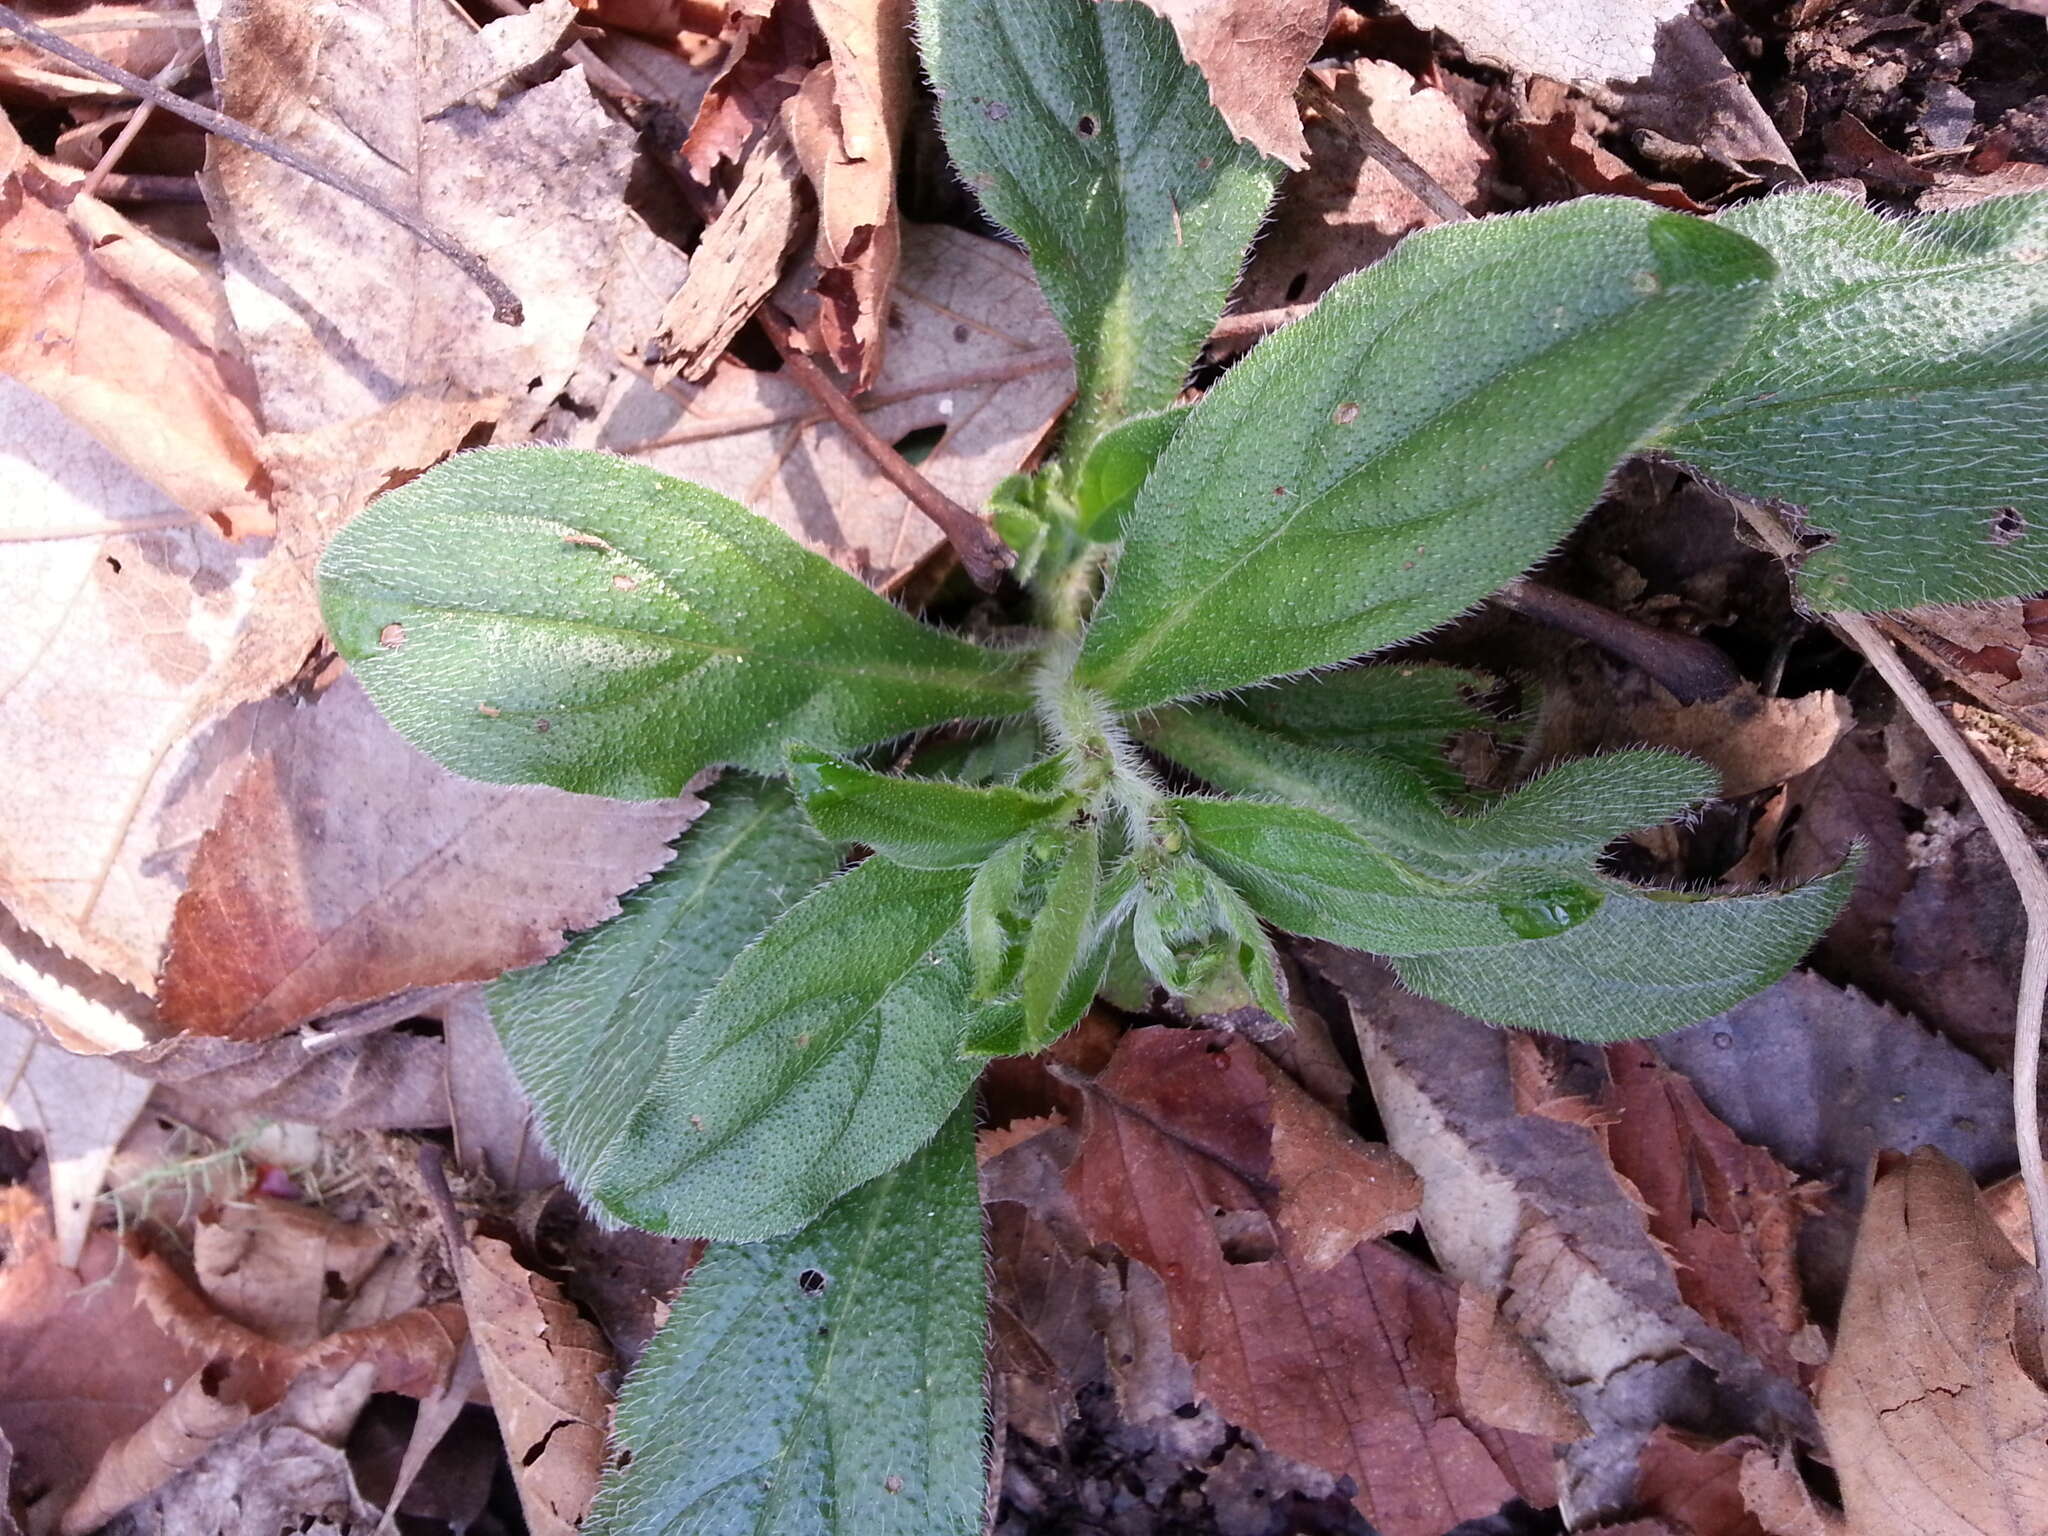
[[157, 672, 699, 1042], [1819, 1147, 2048, 1536], [1064, 1026, 1545, 1536], [454, 1236, 612, 1536]]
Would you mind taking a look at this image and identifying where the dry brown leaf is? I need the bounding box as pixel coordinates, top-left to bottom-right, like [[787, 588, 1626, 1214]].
[[1598, 1044, 1816, 1385], [132, 1016, 452, 1136], [455, 1236, 612, 1536], [0, 1008, 153, 1265], [156, 673, 697, 1041], [0, 156, 265, 530], [1252, 1047, 1421, 1269], [678, 0, 822, 183], [136, 1243, 465, 1406], [801, 0, 913, 384], [1131, 0, 1333, 168], [1738, 1444, 1845, 1536], [653, 121, 810, 382], [201, 0, 636, 435], [1540, 678, 1852, 800], [1819, 1147, 2048, 1536], [1329, 948, 1818, 1518], [58, 1364, 250, 1536], [1454, 1286, 1589, 1442], [1238, 59, 1494, 315], [0, 5, 190, 103], [0, 1189, 208, 1512], [624, 221, 1072, 584], [192, 1199, 399, 1349], [1065, 1026, 1547, 1535], [444, 990, 560, 1194], [1631, 1428, 1769, 1536]]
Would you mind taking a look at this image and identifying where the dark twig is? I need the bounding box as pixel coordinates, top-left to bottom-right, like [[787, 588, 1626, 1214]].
[[1495, 579, 1741, 703], [1298, 70, 1473, 226], [0, 4, 524, 325], [756, 306, 1014, 591]]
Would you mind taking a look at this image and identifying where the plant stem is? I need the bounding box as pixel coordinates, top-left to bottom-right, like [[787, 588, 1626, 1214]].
[[0, 3, 524, 325], [1298, 70, 1473, 226], [1737, 498, 2048, 1322], [1496, 579, 1741, 702], [756, 306, 1015, 591]]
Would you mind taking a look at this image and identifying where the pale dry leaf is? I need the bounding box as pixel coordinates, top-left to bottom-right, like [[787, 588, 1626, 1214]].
[[0, 1188, 208, 1511], [455, 1236, 611, 1536], [1238, 58, 1495, 315], [1131, 0, 1333, 168], [1454, 1285, 1589, 1442], [1391, 0, 1689, 88], [1820, 1147, 2048, 1536], [192, 1199, 397, 1349], [0, 5, 192, 102], [0, 156, 265, 531], [0, 1010, 153, 1266], [0, 381, 289, 1000], [429, 0, 588, 113], [58, 1364, 250, 1536], [802, 0, 913, 383], [652, 121, 810, 383], [1739, 1444, 1845, 1536], [131, 1023, 452, 1136], [1066, 1027, 1552, 1535], [443, 990, 559, 1195], [621, 221, 1072, 584], [156, 673, 698, 1041], [1540, 678, 1852, 799], [200, 0, 636, 435]]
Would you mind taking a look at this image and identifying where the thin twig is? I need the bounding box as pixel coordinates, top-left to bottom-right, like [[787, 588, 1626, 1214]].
[[1496, 578, 1741, 703], [0, 4, 524, 325], [756, 306, 1014, 591], [80, 39, 202, 200], [1298, 70, 1473, 226], [1736, 499, 2048, 1324]]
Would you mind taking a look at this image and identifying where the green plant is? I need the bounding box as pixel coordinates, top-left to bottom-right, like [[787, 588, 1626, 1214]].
[[315, 1, 2048, 1527]]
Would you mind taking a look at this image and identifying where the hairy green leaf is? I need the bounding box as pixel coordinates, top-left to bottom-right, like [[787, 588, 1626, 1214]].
[[1225, 664, 1510, 795], [922, 0, 1278, 452], [488, 778, 835, 1192], [1077, 200, 1778, 708], [1172, 797, 1569, 955], [592, 855, 979, 1239], [591, 1101, 985, 1536], [1146, 707, 1716, 876], [789, 748, 1071, 868], [1127, 852, 1288, 1017], [319, 448, 1032, 798], [1074, 406, 1188, 540], [1017, 821, 1101, 1035], [1663, 190, 2048, 611], [1394, 866, 1857, 1038]]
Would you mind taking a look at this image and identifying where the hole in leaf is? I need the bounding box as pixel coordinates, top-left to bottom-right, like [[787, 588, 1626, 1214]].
[[891, 424, 946, 465], [797, 1267, 830, 1296], [1076, 113, 1099, 138], [1991, 505, 2027, 545]]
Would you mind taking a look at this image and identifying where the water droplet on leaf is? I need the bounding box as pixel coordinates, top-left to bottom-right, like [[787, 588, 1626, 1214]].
[[1498, 883, 1602, 939]]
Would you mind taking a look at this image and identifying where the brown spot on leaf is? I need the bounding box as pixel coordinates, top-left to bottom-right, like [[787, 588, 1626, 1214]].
[[378, 623, 405, 649], [1333, 403, 1359, 425]]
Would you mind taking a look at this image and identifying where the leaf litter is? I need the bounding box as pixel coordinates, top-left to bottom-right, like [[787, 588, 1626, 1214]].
[[1, 0, 2046, 1532]]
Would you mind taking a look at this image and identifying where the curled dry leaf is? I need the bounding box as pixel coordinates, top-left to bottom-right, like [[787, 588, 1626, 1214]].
[[201, 0, 636, 435], [1820, 1147, 2048, 1536], [625, 221, 1073, 586], [452, 1236, 612, 1536], [156, 673, 698, 1042], [1065, 1026, 1551, 1536], [1454, 1286, 1589, 1443], [57, 1364, 249, 1536], [0, 5, 192, 102], [1130, 0, 1334, 168], [192, 1198, 406, 1349], [1540, 678, 1853, 800]]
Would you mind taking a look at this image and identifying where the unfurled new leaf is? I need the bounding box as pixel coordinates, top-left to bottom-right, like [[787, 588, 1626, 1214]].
[[790, 748, 1071, 868], [1074, 407, 1188, 540], [489, 778, 835, 1192], [1076, 199, 1778, 709], [592, 855, 979, 1240], [1663, 190, 2048, 612], [1146, 707, 1716, 876], [922, 0, 1278, 452], [592, 1102, 985, 1536], [1394, 867, 1858, 1039], [319, 448, 1032, 799]]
